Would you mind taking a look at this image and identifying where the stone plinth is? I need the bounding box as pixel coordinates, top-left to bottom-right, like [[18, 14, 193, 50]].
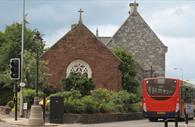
[[28, 105, 44, 126]]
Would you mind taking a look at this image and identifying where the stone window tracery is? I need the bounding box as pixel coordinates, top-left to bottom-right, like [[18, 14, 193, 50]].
[[66, 60, 92, 78]]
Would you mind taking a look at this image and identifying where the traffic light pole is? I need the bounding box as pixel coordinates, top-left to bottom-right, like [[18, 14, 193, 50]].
[[14, 82, 18, 121], [10, 58, 20, 121]]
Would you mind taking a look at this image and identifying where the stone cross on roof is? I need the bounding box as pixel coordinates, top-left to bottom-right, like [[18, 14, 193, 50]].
[[78, 8, 84, 24], [129, 0, 139, 15]]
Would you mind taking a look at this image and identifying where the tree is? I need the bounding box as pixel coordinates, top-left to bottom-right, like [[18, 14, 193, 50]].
[[0, 23, 45, 72], [62, 72, 95, 96], [23, 50, 48, 89], [0, 22, 47, 106], [112, 47, 139, 94], [0, 22, 46, 88]]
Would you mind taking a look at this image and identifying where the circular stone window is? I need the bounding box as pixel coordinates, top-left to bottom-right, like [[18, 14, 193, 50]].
[[66, 59, 92, 78]]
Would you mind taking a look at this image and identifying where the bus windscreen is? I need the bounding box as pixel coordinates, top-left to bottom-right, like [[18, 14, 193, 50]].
[[146, 79, 177, 96]]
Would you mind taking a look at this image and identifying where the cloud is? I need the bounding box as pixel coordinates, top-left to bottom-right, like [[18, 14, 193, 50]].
[[1, 0, 195, 83], [90, 24, 119, 37], [43, 27, 69, 48], [159, 35, 195, 82], [142, 4, 195, 38], [43, 24, 119, 47]]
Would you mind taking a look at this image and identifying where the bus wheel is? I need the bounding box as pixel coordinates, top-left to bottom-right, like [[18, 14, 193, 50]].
[[149, 118, 158, 122]]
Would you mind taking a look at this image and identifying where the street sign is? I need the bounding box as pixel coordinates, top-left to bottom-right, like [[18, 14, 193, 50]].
[[19, 82, 26, 87], [23, 103, 27, 110]]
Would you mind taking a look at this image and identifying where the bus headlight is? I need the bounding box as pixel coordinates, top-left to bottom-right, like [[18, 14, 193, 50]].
[[175, 103, 179, 112], [143, 103, 147, 112]]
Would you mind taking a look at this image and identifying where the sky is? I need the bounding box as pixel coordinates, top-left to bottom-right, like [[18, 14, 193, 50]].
[[0, 0, 195, 83]]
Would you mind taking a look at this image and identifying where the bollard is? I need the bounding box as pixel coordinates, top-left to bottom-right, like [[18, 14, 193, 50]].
[[164, 119, 168, 127], [175, 116, 178, 127], [185, 114, 188, 126]]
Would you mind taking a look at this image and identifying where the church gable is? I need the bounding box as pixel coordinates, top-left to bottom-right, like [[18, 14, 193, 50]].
[[42, 22, 122, 91], [107, 1, 167, 76]]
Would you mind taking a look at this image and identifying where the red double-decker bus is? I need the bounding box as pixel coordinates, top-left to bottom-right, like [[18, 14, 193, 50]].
[[142, 77, 195, 121]]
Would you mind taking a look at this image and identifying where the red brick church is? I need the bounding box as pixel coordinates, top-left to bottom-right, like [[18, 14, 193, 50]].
[[42, 9, 122, 91], [42, 1, 167, 91]]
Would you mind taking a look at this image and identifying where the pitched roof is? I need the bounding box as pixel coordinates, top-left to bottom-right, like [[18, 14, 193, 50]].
[[97, 37, 111, 45], [42, 23, 122, 64], [106, 6, 167, 71]]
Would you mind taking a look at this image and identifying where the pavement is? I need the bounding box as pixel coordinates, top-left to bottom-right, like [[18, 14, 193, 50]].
[[1, 114, 195, 127], [0, 114, 60, 126]]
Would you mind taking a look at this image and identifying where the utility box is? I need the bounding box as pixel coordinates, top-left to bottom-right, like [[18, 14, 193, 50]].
[[49, 96, 64, 123]]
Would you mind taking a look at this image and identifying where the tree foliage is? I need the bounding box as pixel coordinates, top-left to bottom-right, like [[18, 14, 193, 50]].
[[0, 22, 47, 88], [48, 88, 140, 113], [62, 72, 95, 96], [23, 50, 48, 88], [112, 47, 139, 94]]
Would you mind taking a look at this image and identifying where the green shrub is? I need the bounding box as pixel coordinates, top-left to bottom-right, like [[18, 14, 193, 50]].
[[99, 102, 116, 113], [43, 86, 57, 96], [64, 99, 84, 113], [91, 88, 113, 103], [6, 100, 14, 109], [22, 88, 44, 107], [49, 88, 140, 114], [49, 90, 82, 100], [0, 87, 13, 106], [111, 90, 138, 112], [81, 96, 98, 113], [112, 47, 140, 95], [62, 72, 95, 96], [129, 102, 142, 112]]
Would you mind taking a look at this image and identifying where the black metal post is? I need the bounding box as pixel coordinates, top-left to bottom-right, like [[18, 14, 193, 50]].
[[164, 119, 168, 127], [43, 96, 46, 122], [35, 49, 39, 105], [150, 66, 153, 77], [175, 116, 178, 127], [32, 31, 42, 106], [14, 83, 17, 121], [33, 47, 39, 105], [185, 114, 188, 125]]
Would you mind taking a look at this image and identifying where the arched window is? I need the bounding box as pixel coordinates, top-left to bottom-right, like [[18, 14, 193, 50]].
[[66, 59, 92, 78]]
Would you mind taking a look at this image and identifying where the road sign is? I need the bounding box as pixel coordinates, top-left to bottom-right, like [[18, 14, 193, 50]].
[[19, 82, 26, 87]]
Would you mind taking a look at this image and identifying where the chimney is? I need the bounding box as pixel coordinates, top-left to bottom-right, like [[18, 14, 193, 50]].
[[71, 24, 77, 30]]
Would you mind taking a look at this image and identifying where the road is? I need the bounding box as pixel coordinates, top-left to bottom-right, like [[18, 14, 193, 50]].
[[0, 119, 195, 127], [59, 119, 195, 127]]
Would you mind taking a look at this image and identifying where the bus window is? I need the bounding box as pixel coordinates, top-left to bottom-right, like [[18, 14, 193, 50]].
[[182, 87, 193, 103], [146, 79, 176, 96]]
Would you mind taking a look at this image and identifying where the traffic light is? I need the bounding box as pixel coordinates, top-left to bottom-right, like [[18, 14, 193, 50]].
[[10, 58, 20, 80]]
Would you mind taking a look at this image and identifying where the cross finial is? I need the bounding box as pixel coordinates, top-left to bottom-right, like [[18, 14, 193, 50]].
[[129, 0, 139, 15], [78, 8, 84, 24]]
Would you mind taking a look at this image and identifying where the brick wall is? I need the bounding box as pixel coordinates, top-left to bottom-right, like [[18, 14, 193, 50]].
[[42, 23, 122, 91]]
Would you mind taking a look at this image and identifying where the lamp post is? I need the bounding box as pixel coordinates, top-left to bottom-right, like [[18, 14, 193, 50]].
[[173, 67, 183, 80], [33, 31, 42, 105], [19, 0, 25, 118], [28, 31, 44, 126]]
